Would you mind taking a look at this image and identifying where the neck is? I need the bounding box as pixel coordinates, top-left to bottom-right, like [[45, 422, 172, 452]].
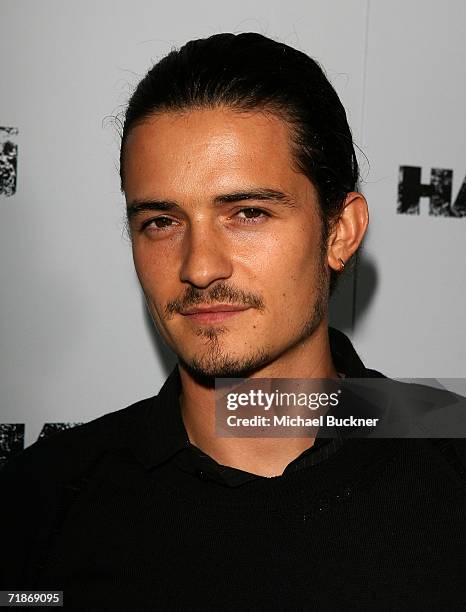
[[178, 322, 339, 477]]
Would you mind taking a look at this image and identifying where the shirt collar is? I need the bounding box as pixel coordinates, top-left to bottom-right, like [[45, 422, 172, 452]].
[[128, 365, 190, 469], [125, 326, 379, 470]]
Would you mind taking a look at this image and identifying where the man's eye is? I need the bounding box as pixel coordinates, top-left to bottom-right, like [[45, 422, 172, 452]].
[[236, 208, 268, 222], [142, 216, 175, 230]]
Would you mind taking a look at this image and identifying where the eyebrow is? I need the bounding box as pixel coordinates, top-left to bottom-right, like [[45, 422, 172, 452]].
[[126, 188, 297, 221]]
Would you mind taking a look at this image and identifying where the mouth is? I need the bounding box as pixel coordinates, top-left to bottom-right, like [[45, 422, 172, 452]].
[[180, 304, 250, 324]]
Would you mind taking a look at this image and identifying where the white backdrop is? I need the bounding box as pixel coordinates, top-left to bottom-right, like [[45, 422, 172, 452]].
[[0, 0, 464, 452]]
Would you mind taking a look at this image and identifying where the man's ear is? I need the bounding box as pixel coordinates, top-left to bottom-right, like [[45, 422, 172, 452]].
[[327, 192, 369, 271]]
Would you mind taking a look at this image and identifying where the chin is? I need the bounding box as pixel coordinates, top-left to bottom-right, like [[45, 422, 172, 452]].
[[179, 346, 273, 382]]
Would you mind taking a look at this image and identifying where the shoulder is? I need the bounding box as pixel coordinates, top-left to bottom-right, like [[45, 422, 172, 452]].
[[0, 394, 160, 586], [0, 394, 157, 487], [379, 380, 466, 482], [340, 373, 466, 480]]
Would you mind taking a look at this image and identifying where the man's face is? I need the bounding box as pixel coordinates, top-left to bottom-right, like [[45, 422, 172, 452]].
[[123, 107, 329, 378]]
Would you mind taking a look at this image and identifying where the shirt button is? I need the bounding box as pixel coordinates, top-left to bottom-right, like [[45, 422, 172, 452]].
[[196, 469, 209, 481]]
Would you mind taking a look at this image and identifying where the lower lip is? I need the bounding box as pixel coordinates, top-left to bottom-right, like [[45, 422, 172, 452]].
[[183, 310, 248, 323]]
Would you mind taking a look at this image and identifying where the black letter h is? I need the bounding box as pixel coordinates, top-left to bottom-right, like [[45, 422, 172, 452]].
[[397, 166, 466, 216]]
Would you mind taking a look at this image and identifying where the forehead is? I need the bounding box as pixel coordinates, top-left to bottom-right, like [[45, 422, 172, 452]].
[[122, 107, 313, 203]]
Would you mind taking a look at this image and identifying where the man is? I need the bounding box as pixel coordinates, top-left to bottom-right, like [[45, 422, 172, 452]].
[[1, 33, 465, 610]]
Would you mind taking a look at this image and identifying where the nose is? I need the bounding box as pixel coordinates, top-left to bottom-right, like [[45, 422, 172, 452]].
[[179, 221, 233, 288]]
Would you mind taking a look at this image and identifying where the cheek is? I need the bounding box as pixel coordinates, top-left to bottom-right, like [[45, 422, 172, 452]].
[[259, 229, 321, 278], [258, 237, 323, 308], [132, 243, 177, 301]]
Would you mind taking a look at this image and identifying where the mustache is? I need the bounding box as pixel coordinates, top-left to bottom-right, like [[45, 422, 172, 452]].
[[164, 283, 265, 318]]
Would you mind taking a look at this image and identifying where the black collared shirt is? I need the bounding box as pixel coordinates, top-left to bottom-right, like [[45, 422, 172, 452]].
[[173, 435, 344, 487], [2, 327, 465, 611], [121, 327, 382, 474], [141, 326, 375, 487]]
